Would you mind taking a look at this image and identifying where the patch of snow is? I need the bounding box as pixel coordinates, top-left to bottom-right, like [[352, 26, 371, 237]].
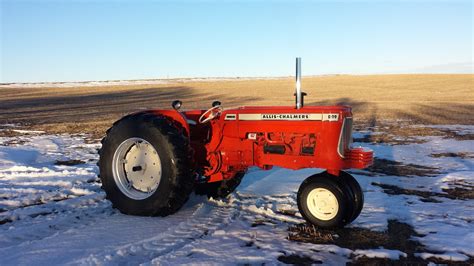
[[239, 167, 316, 195], [0, 125, 472, 263], [0, 76, 293, 89], [0, 124, 18, 128], [11, 129, 45, 134], [353, 248, 407, 260], [357, 137, 474, 171], [422, 124, 474, 135], [0, 79, 171, 88], [348, 125, 474, 259], [351, 181, 474, 257], [416, 252, 470, 262]]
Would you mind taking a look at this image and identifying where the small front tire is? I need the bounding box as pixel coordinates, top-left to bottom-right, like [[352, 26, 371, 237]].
[[339, 171, 364, 222], [297, 173, 354, 229]]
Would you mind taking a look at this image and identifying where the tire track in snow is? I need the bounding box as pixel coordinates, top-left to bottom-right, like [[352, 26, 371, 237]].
[[0, 193, 110, 248], [75, 198, 239, 265], [77, 193, 304, 265], [143, 193, 341, 265]]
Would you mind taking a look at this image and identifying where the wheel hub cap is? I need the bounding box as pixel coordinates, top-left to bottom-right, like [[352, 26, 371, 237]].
[[112, 138, 162, 200], [307, 188, 339, 221]]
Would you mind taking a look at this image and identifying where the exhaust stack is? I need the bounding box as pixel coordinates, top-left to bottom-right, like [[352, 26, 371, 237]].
[[295, 57, 306, 109]]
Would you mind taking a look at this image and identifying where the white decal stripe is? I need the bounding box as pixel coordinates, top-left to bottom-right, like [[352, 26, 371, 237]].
[[238, 114, 264, 120], [238, 113, 339, 121]]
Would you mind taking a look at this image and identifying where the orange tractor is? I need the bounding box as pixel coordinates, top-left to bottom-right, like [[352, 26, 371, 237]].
[[99, 58, 373, 228]]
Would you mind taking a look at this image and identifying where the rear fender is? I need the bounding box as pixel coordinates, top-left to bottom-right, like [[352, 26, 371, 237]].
[[134, 110, 191, 137]]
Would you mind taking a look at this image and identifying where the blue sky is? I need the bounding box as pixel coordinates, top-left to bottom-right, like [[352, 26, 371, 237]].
[[1, 0, 472, 82]]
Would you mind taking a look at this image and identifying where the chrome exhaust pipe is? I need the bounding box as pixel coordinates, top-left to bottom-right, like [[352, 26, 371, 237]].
[[295, 57, 306, 109]]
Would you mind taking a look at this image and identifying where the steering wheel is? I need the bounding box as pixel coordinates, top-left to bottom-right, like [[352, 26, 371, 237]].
[[199, 105, 223, 124]]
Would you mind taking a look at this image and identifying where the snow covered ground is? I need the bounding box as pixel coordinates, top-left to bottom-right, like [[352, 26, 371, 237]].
[[0, 125, 473, 265], [0, 77, 289, 88]]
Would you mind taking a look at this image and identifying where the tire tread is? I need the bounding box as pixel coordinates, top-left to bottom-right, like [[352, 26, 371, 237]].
[[98, 112, 194, 216]]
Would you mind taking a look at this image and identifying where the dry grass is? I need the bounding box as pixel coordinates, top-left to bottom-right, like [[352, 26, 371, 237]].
[[288, 220, 474, 265], [0, 74, 472, 137]]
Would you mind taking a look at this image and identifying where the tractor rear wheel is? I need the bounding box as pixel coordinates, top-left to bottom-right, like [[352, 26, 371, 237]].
[[297, 172, 355, 229], [195, 172, 245, 199], [98, 113, 194, 216]]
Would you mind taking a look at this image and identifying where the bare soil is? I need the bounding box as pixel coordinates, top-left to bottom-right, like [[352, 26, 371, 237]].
[[54, 160, 86, 166], [288, 220, 473, 265], [431, 152, 474, 159], [1, 75, 472, 138], [277, 254, 322, 264], [372, 182, 474, 201], [364, 158, 441, 177], [353, 124, 474, 146]]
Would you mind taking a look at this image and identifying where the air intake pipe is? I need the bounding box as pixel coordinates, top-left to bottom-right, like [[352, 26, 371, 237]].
[[294, 57, 307, 109]]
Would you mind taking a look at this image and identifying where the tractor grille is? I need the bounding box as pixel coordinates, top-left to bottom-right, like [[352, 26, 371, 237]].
[[338, 117, 353, 157]]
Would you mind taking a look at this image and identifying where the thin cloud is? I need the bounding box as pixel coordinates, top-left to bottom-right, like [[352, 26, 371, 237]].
[[410, 62, 473, 74]]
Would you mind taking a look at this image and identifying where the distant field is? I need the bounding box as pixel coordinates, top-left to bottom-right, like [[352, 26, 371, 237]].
[[0, 74, 472, 137]]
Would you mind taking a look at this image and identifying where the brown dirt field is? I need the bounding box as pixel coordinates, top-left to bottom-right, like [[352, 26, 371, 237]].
[[0, 74, 472, 137]]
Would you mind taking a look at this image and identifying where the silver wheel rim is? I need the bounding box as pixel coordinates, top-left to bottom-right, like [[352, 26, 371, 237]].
[[112, 138, 162, 200], [306, 188, 339, 221]]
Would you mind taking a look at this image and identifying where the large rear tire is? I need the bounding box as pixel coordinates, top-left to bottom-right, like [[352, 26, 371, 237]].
[[195, 172, 245, 199], [99, 113, 194, 216]]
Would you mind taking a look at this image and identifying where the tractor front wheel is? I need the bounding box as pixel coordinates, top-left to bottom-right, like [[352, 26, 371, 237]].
[[297, 172, 356, 229], [339, 171, 364, 223]]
